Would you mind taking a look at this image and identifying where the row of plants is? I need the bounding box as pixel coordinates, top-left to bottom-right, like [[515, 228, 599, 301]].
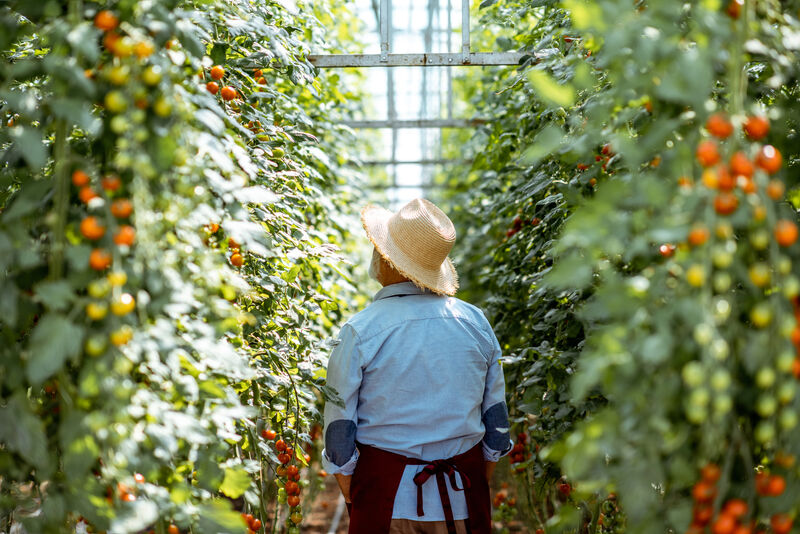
[[0, 0, 366, 532], [439, 0, 800, 532]]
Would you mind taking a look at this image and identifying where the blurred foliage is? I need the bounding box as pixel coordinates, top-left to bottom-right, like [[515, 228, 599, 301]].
[[0, 0, 365, 532], [437, 0, 800, 532]]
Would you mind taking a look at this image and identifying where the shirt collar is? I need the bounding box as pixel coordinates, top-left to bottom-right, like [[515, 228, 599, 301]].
[[373, 281, 432, 302]]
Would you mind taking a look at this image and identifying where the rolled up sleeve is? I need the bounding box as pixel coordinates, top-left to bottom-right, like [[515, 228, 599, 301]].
[[481, 332, 512, 462], [322, 324, 362, 475]]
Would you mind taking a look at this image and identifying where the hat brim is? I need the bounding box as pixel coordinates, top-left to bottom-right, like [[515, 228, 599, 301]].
[[361, 204, 459, 296]]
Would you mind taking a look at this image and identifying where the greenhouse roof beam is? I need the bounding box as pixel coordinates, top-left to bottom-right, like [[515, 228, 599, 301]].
[[343, 118, 486, 128], [308, 52, 525, 68]]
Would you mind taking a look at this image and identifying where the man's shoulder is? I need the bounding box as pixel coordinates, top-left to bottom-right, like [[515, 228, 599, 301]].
[[345, 293, 492, 337]]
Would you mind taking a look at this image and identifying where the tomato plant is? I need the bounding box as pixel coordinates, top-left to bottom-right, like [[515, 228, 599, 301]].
[[0, 0, 364, 532], [437, 0, 800, 532]]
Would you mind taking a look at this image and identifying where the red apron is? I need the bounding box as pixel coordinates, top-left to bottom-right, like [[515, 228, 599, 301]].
[[348, 441, 491, 534]]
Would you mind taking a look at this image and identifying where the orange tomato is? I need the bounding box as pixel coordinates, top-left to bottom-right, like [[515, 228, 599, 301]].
[[756, 145, 782, 174], [696, 140, 720, 167], [80, 216, 106, 240], [771, 514, 793, 534], [743, 115, 769, 140], [206, 82, 219, 95], [692, 481, 716, 503], [706, 113, 733, 139], [113, 225, 136, 246], [766, 179, 785, 200], [775, 220, 798, 247], [221, 86, 237, 101], [287, 495, 300, 507], [210, 65, 225, 80], [700, 463, 720, 483], [716, 165, 735, 191], [688, 226, 709, 247], [79, 187, 99, 204], [101, 174, 121, 192], [714, 192, 738, 215], [94, 10, 118, 31], [89, 249, 112, 271], [722, 498, 747, 518], [168, 525, 180, 534], [261, 429, 276, 440], [729, 151, 754, 178], [766, 474, 786, 496], [111, 198, 133, 218], [711, 514, 736, 534], [230, 253, 244, 267], [257, 77, 267, 85], [72, 170, 90, 187]]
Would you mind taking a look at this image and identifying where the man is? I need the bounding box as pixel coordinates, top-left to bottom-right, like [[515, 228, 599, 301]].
[[322, 198, 512, 534]]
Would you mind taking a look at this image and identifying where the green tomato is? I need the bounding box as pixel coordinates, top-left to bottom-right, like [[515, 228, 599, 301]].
[[272, 147, 285, 158], [756, 367, 776, 389], [693, 324, 713, 345], [783, 276, 800, 299], [750, 303, 773, 328], [689, 388, 710, 408], [277, 487, 287, 503], [778, 256, 793, 275], [713, 394, 732, 415], [777, 350, 796, 373], [778, 382, 796, 404], [710, 339, 729, 361], [750, 229, 770, 250], [682, 362, 705, 387], [711, 245, 733, 269], [84, 334, 108, 357], [88, 278, 111, 298], [686, 404, 707, 424], [105, 90, 128, 114], [142, 65, 163, 86], [108, 65, 130, 85], [153, 96, 172, 117], [713, 272, 732, 293], [754, 421, 775, 444], [110, 115, 128, 134], [779, 409, 798, 430], [756, 395, 777, 417], [710, 369, 731, 391]]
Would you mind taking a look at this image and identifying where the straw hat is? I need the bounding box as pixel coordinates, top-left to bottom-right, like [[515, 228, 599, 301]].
[[361, 198, 459, 296]]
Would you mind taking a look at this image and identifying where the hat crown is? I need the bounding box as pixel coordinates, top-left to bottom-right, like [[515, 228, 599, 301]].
[[387, 198, 456, 270]]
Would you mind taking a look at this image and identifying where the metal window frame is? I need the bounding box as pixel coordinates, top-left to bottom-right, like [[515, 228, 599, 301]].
[[308, 0, 524, 68]]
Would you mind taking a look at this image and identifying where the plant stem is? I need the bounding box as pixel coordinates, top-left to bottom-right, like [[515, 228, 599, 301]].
[[49, 120, 69, 280]]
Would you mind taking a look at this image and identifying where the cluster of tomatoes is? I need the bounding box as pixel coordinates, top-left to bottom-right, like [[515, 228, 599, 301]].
[[505, 215, 541, 239], [509, 432, 533, 472], [261, 429, 306, 526], [74, 167, 141, 352], [203, 64, 239, 101], [688, 463, 792, 534], [90, 9, 176, 127], [240, 511, 264, 533]]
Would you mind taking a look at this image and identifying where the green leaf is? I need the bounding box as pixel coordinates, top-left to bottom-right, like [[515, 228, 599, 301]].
[[32, 280, 74, 311], [220, 466, 251, 498], [210, 41, 229, 65], [110, 499, 158, 534], [197, 499, 247, 533], [527, 70, 575, 108], [9, 126, 47, 170], [0, 392, 52, 473], [26, 314, 84, 385]]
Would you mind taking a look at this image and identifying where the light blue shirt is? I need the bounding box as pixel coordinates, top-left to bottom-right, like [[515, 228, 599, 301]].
[[322, 282, 512, 521]]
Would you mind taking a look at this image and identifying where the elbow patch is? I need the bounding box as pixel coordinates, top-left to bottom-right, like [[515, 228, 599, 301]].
[[482, 402, 510, 451], [325, 419, 357, 466]]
